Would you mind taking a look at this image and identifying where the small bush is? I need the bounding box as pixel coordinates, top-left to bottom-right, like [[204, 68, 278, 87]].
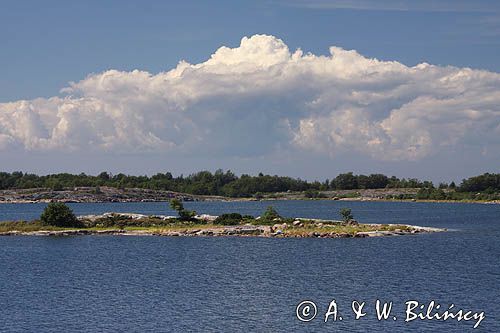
[[416, 188, 447, 200], [339, 208, 354, 223], [304, 190, 327, 198], [214, 213, 244, 225], [40, 202, 81, 228], [261, 206, 281, 223], [178, 209, 196, 221]]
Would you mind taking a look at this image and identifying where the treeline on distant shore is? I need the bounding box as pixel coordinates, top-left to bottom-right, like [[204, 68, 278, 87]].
[[0, 170, 499, 199]]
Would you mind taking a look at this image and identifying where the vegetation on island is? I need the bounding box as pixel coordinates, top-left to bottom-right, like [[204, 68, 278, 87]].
[[40, 202, 82, 228], [261, 206, 282, 223], [0, 170, 498, 202], [169, 198, 196, 221], [339, 208, 354, 223], [213, 213, 254, 225], [0, 203, 425, 238]]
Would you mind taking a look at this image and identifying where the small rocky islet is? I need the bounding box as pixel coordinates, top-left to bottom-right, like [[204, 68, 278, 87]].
[[0, 211, 446, 238]]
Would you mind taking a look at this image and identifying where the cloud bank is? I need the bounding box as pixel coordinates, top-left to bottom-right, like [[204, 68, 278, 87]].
[[0, 34, 499, 161]]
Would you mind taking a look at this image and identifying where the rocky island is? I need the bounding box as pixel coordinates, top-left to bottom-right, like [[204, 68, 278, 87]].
[[0, 201, 446, 238]]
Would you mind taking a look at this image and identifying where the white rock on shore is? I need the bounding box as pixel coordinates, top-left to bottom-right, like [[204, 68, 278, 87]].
[[78, 212, 178, 222]]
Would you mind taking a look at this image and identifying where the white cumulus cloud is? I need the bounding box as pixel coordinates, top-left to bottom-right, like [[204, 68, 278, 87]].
[[0, 34, 499, 161]]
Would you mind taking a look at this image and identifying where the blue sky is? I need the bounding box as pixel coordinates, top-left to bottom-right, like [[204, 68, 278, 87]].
[[0, 0, 499, 182], [2, 0, 499, 102]]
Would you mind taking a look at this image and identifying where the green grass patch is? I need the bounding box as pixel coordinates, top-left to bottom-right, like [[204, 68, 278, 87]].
[[0, 221, 68, 232], [284, 223, 412, 236]]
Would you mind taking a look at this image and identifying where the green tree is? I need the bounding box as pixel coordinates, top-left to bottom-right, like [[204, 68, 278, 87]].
[[40, 202, 81, 227], [169, 198, 184, 212], [98, 171, 111, 181], [333, 172, 358, 189], [169, 198, 196, 221], [458, 173, 500, 192], [261, 206, 281, 222], [339, 208, 354, 223], [430, 189, 446, 200]]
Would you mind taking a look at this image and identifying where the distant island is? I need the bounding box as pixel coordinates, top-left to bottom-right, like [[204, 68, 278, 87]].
[[0, 171, 498, 203], [0, 201, 445, 238]]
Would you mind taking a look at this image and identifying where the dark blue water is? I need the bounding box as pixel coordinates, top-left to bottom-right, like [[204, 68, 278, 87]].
[[0, 201, 499, 332]]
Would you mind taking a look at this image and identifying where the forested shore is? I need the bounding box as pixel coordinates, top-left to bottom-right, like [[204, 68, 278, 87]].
[[0, 171, 499, 202]]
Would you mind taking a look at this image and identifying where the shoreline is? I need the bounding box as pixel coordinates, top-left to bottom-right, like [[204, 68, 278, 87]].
[[0, 216, 446, 238], [0, 226, 445, 238], [0, 197, 498, 205], [1, 187, 498, 205]]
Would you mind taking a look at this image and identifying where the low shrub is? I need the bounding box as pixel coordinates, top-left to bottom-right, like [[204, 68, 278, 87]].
[[259, 206, 282, 224], [213, 213, 244, 225]]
